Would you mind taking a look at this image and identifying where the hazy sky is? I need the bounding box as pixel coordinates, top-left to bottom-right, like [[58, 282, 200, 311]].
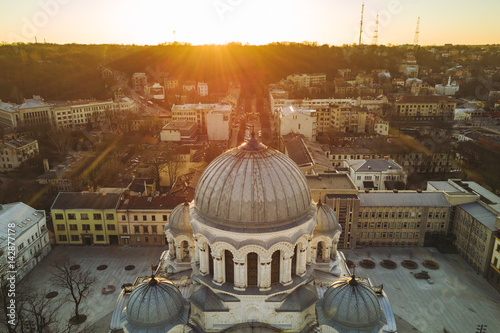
[[1, 0, 499, 46]]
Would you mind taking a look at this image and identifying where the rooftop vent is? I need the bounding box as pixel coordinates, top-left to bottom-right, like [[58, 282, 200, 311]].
[[416, 189, 422, 193]]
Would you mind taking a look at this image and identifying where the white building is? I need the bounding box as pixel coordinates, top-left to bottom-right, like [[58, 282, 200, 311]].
[[0, 136, 39, 172], [171, 103, 232, 135], [344, 158, 407, 191], [286, 73, 326, 88], [0, 96, 52, 128], [278, 105, 317, 142], [197, 82, 208, 96], [206, 106, 232, 141], [0, 202, 51, 281], [146, 83, 165, 100], [435, 77, 460, 96], [373, 119, 389, 136]]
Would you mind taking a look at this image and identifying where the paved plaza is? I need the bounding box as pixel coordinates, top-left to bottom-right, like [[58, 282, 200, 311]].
[[343, 247, 500, 333], [18, 245, 500, 333]]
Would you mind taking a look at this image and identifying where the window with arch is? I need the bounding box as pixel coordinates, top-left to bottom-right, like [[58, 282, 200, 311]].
[[247, 252, 258, 287]]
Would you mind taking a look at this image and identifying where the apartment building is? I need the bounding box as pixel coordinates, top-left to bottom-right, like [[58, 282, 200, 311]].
[[132, 72, 147, 93], [0, 136, 39, 172], [394, 95, 456, 121], [357, 191, 451, 247], [206, 107, 232, 141], [51, 192, 121, 245], [197, 82, 208, 96], [0, 202, 51, 281], [116, 195, 185, 246], [160, 120, 198, 143], [171, 103, 232, 134], [277, 106, 317, 145], [487, 236, 500, 292], [286, 73, 326, 88], [164, 77, 179, 90], [146, 83, 165, 100]]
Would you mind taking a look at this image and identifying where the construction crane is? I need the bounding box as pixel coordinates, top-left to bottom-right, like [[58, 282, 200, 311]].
[[413, 17, 420, 46], [359, 2, 364, 45], [373, 14, 379, 45]]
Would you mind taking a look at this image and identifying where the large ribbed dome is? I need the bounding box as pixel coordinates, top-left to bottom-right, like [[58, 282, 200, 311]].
[[194, 137, 312, 227], [125, 276, 185, 330], [317, 276, 387, 332]]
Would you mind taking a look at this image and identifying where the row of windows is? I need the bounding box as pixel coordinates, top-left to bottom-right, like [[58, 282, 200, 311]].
[[122, 214, 168, 222], [59, 234, 105, 242], [359, 231, 419, 239], [358, 221, 446, 230], [358, 211, 447, 220], [55, 213, 114, 220], [122, 225, 158, 234], [57, 224, 116, 231]]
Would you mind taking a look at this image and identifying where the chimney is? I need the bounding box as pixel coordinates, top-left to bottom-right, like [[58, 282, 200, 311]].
[[43, 158, 50, 172]]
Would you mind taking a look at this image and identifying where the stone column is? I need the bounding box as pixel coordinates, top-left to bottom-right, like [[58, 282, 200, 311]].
[[213, 254, 223, 285], [325, 246, 331, 262], [311, 245, 317, 264], [193, 242, 199, 263], [259, 258, 272, 291], [234, 259, 245, 291], [168, 239, 176, 260], [306, 239, 312, 265], [199, 245, 208, 275], [281, 253, 293, 286]]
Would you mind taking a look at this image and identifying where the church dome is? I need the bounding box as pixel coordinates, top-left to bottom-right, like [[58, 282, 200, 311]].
[[317, 276, 387, 332], [315, 201, 342, 237], [194, 137, 312, 228], [126, 276, 185, 329], [166, 202, 192, 236]]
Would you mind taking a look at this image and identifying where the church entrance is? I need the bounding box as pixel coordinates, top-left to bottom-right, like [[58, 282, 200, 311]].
[[271, 250, 280, 284], [208, 245, 214, 276], [225, 250, 234, 284], [247, 252, 258, 286]]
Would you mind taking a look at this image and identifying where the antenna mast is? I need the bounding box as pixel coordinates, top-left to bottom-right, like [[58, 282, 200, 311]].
[[373, 14, 379, 45], [413, 17, 420, 46], [359, 2, 365, 45]]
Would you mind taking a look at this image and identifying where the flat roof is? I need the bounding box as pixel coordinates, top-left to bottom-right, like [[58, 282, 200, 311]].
[[306, 173, 357, 190], [359, 192, 451, 207], [5, 136, 37, 148], [427, 181, 464, 192], [346, 159, 402, 172], [118, 195, 185, 210], [51, 192, 121, 210], [463, 181, 500, 214], [459, 202, 498, 231]]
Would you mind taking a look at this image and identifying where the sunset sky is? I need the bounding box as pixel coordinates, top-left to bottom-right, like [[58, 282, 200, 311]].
[[1, 0, 499, 46]]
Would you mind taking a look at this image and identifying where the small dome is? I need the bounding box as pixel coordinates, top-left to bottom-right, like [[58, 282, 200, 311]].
[[194, 136, 312, 228], [166, 202, 192, 236], [315, 201, 342, 237], [126, 276, 185, 329], [317, 276, 387, 332]]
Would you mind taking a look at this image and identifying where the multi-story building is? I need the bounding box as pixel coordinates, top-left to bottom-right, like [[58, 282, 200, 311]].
[[132, 73, 147, 93], [164, 78, 179, 90], [182, 81, 197, 92], [286, 73, 326, 88], [306, 173, 360, 249], [344, 158, 406, 191], [160, 120, 198, 143], [0, 96, 52, 128], [394, 95, 456, 121], [197, 82, 208, 96], [206, 107, 232, 141], [284, 136, 334, 174], [357, 191, 451, 247], [171, 103, 232, 134], [0, 202, 51, 281], [0, 136, 39, 172], [277, 106, 317, 145], [51, 192, 121, 245], [116, 195, 185, 246], [146, 83, 165, 100], [399, 55, 419, 78], [487, 235, 500, 292]]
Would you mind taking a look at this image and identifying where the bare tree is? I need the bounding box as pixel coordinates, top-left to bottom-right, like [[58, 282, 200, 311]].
[[21, 288, 65, 333], [164, 151, 182, 188], [50, 257, 96, 325], [47, 127, 71, 158]]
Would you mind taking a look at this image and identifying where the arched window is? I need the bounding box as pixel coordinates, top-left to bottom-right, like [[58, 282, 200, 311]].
[[271, 250, 280, 284], [247, 252, 258, 287], [224, 250, 234, 284], [317, 241, 324, 261], [181, 240, 189, 261], [291, 245, 298, 277], [208, 245, 214, 276]]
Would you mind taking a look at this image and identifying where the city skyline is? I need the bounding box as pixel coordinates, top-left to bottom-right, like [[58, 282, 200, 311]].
[[1, 0, 500, 46]]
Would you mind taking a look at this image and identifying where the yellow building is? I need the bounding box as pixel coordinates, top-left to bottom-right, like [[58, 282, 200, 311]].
[[395, 95, 456, 121], [51, 192, 121, 245], [0, 136, 39, 172]]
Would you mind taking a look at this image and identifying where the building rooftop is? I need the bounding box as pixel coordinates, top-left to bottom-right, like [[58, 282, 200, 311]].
[[162, 120, 197, 131], [306, 173, 357, 191], [285, 138, 332, 170], [359, 191, 451, 207], [458, 202, 498, 231], [0, 202, 45, 248], [280, 105, 316, 117], [427, 180, 465, 192], [346, 159, 402, 172], [396, 95, 455, 103], [118, 195, 185, 210], [51, 192, 121, 210], [4, 136, 37, 148]]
